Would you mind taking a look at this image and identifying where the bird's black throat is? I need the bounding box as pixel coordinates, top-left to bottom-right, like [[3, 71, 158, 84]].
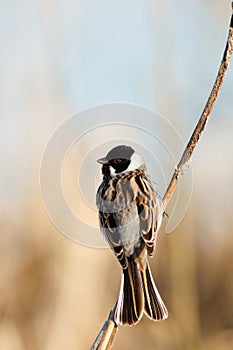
[[102, 164, 111, 181], [102, 159, 131, 181]]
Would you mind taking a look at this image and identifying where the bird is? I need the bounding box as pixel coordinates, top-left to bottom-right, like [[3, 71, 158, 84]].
[[96, 145, 168, 326]]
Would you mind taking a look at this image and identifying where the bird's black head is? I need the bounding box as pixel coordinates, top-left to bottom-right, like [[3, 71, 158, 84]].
[[97, 145, 136, 178]]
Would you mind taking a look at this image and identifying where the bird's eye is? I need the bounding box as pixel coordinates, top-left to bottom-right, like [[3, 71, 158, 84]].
[[114, 159, 121, 164]]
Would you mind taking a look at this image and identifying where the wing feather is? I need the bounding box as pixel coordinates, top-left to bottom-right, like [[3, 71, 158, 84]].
[[135, 174, 162, 256]]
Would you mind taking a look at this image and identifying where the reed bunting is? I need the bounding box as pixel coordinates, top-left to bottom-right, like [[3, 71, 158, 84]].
[[96, 145, 168, 325]]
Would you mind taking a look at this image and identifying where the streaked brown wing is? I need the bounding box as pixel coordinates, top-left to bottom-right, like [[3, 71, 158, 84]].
[[97, 173, 141, 269], [135, 174, 160, 256], [98, 210, 127, 268]]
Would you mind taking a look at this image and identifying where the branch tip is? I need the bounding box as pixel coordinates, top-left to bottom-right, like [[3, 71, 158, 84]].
[[162, 6, 233, 209]]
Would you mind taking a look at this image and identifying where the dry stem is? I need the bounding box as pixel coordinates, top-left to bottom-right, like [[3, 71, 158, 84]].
[[90, 308, 118, 350], [162, 4, 233, 209]]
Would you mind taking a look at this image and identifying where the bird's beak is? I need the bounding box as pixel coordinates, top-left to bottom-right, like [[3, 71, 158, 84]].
[[97, 157, 109, 165]]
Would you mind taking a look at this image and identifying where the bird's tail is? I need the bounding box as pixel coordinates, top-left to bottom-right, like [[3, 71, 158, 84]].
[[114, 258, 168, 326], [141, 263, 168, 321]]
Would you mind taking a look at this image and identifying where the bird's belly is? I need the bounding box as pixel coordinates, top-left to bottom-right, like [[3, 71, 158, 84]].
[[115, 203, 140, 257]]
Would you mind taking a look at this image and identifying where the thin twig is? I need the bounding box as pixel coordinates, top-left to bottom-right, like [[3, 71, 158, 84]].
[[162, 3, 233, 209], [91, 4, 233, 350], [91, 307, 118, 350]]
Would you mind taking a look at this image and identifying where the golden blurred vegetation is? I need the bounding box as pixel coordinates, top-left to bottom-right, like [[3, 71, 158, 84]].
[[1, 191, 233, 350]]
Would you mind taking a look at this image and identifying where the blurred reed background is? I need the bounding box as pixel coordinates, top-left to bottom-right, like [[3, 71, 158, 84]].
[[0, 1, 233, 349]]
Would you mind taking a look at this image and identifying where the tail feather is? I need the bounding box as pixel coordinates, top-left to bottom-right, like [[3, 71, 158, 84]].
[[115, 258, 144, 325], [114, 258, 168, 326], [142, 264, 168, 321]]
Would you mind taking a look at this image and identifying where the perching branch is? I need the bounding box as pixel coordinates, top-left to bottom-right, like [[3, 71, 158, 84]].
[[162, 3, 233, 209], [90, 307, 118, 350], [90, 4, 233, 350]]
